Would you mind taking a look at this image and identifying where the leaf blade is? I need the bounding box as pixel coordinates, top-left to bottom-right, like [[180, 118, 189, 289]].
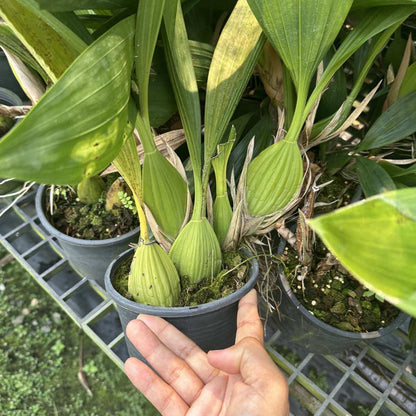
[[0, 16, 135, 185], [0, 0, 86, 81], [309, 189, 416, 317]]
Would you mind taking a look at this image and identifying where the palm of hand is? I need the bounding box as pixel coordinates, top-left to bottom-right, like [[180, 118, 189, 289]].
[[125, 290, 289, 416]]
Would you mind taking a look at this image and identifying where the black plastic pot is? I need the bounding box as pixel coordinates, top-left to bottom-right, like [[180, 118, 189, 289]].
[[35, 185, 140, 287], [105, 247, 259, 358], [273, 269, 408, 354]]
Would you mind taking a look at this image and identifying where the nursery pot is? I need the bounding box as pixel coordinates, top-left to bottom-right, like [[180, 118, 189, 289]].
[[35, 185, 140, 287], [273, 269, 408, 354], [105, 247, 259, 358]]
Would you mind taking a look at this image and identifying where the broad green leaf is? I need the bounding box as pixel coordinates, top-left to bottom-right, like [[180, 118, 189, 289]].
[[0, 0, 86, 82], [247, 0, 352, 99], [0, 17, 135, 185], [309, 188, 416, 317], [135, 0, 165, 133], [163, 0, 203, 216], [352, 0, 416, 9], [148, 47, 177, 127], [35, 0, 137, 12], [311, 24, 400, 139], [355, 157, 396, 197], [163, 0, 201, 171], [305, 5, 416, 126], [53, 11, 94, 44], [0, 23, 48, 82], [399, 62, 416, 98], [380, 162, 416, 187], [359, 90, 416, 150], [204, 0, 265, 165], [189, 40, 213, 87]]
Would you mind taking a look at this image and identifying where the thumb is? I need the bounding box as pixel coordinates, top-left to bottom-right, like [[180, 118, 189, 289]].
[[208, 337, 280, 385]]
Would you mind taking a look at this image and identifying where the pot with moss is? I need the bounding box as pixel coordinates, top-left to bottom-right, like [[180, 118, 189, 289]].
[[35, 177, 140, 287], [105, 246, 258, 356], [270, 175, 408, 354]]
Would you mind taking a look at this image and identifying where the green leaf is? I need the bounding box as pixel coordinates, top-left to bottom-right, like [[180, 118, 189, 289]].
[[0, 17, 135, 185], [204, 0, 265, 165], [148, 47, 177, 127], [399, 62, 416, 99], [163, 0, 203, 219], [309, 188, 416, 318], [305, 5, 416, 128], [0, 0, 87, 82], [352, 0, 416, 9], [359, 90, 416, 150], [189, 40, 213, 87], [52, 11, 94, 44], [0, 23, 48, 82], [135, 0, 165, 130], [142, 150, 188, 239], [163, 0, 201, 174], [34, 0, 137, 12], [247, 0, 353, 98], [379, 162, 416, 187], [212, 129, 235, 244], [355, 157, 396, 197]]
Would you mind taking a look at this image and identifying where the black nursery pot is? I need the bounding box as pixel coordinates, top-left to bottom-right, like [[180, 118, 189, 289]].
[[35, 185, 140, 287], [105, 247, 259, 358], [273, 270, 408, 354]]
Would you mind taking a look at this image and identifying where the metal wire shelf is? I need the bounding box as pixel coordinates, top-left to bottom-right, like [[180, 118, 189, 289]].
[[1, 187, 415, 416]]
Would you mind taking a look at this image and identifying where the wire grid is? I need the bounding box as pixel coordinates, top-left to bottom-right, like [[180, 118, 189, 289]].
[[1, 187, 415, 415]]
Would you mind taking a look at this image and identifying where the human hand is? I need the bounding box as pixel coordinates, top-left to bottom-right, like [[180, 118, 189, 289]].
[[125, 289, 289, 416]]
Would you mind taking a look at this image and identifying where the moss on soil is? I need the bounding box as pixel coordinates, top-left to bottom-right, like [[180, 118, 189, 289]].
[[45, 174, 139, 240], [282, 244, 399, 332], [113, 250, 249, 306]]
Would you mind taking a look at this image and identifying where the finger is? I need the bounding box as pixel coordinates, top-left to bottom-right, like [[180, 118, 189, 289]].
[[187, 375, 228, 416], [235, 289, 263, 344], [138, 314, 220, 383], [125, 357, 189, 416], [126, 319, 204, 405], [208, 338, 287, 394]]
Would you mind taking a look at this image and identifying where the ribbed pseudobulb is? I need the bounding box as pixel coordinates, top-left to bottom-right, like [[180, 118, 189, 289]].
[[169, 218, 222, 284], [128, 243, 180, 306], [77, 176, 105, 204], [142, 151, 187, 238], [246, 140, 303, 217]]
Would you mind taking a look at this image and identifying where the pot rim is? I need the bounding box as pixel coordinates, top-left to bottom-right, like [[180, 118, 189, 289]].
[[35, 184, 140, 247], [278, 269, 408, 340], [105, 247, 259, 318]]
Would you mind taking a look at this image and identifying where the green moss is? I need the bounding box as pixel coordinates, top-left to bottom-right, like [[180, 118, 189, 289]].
[[46, 174, 139, 240], [284, 244, 399, 333], [113, 251, 250, 306]]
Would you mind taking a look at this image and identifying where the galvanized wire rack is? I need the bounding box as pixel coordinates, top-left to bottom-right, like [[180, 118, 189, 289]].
[[1, 186, 415, 415]]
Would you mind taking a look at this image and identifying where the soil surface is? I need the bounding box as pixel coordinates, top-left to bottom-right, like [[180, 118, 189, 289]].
[[282, 243, 399, 332], [113, 250, 250, 306], [44, 175, 139, 240]]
